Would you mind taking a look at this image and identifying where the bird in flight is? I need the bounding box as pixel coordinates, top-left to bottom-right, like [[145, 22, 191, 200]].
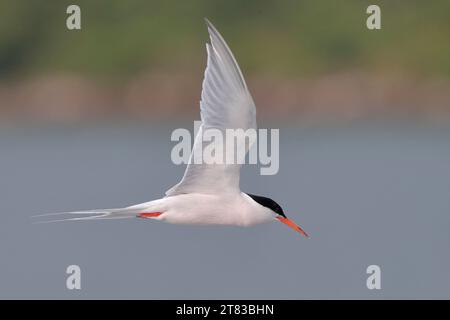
[[35, 19, 309, 238]]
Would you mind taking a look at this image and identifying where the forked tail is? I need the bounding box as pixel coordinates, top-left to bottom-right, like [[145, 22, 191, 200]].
[[31, 207, 153, 224]]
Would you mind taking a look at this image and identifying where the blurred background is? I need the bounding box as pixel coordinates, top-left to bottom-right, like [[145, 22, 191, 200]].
[[0, 1, 449, 299], [1, 0, 449, 123]]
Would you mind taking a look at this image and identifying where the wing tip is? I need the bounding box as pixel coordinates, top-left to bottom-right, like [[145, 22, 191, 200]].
[[202, 18, 248, 91], [203, 18, 220, 42], [204, 17, 216, 31]]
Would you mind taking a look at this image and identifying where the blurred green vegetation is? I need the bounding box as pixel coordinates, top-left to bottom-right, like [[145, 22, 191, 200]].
[[0, 0, 449, 80]]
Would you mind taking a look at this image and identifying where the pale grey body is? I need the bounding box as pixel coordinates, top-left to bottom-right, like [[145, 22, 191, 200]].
[[128, 193, 275, 226]]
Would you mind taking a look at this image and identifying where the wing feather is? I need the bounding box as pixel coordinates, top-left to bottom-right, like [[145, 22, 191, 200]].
[[166, 19, 256, 197]]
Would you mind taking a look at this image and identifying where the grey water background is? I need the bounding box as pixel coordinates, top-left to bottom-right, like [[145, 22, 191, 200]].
[[0, 122, 449, 299]]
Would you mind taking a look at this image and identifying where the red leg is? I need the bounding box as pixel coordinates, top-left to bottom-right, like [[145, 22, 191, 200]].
[[137, 212, 162, 218]]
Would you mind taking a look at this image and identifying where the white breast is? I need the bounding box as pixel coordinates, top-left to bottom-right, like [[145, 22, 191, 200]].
[[147, 192, 274, 227]]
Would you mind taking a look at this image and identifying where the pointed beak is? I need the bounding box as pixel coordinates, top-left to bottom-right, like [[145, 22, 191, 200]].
[[276, 216, 309, 238]]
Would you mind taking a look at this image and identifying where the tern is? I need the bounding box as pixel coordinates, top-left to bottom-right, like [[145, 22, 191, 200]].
[[35, 19, 309, 238]]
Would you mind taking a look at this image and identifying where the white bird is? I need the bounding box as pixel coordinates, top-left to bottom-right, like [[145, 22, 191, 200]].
[[35, 19, 309, 238]]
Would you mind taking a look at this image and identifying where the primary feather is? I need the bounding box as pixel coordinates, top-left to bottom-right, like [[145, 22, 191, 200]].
[[165, 19, 256, 197]]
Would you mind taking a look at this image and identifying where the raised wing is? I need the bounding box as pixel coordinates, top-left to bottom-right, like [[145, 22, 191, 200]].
[[165, 19, 257, 196]]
